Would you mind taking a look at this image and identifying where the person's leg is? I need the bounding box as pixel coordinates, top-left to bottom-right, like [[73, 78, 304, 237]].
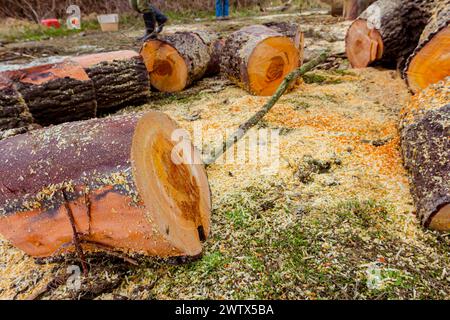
[[223, 0, 229, 17], [216, 0, 223, 18], [153, 5, 168, 25], [142, 12, 156, 32]]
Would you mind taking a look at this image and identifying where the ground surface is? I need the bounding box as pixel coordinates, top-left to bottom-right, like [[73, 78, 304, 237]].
[[0, 12, 449, 300]]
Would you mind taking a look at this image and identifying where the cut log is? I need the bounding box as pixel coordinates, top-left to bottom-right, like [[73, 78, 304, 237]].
[[400, 77, 450, 231], [140, 31, 218, 92], [262, 21, 305, 63], [4, 60, 97, 126], [345, 0, 432, 69], [220, 25, 300, 96], [343, 0, 376, 20], [404, 1, 450, 93], [0, 111, 211, 258], [72, 50, 150, 114], [0, 74, 33, 131]]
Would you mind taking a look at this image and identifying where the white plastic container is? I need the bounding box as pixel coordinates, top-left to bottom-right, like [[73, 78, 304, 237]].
[[97, 14, 119, 32]]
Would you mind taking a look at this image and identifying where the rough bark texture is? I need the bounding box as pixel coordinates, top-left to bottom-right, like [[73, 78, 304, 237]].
[[5, 60, 97, 127], [404, 0, 450, 88], [0, 75, 34, 131], [158, 32, 212, 86], [0, 111, 211, 258], [347, 0, 433, 69], [400, 77, 450, 230], [192, 30, 224, 77], [76, 54, 150, 114]]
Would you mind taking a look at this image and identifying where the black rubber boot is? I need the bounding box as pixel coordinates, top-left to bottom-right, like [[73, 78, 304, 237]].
[[137, 12, 156, 41]]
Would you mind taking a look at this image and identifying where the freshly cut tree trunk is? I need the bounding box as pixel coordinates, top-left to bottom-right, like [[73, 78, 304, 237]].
[[4, 60, 97, 126], [140, 31, 218, 92], [220, 25, 300, 96], [400, 77, 450, 231], [404, 1, 450, 93], [72, 50, 150, 114], [345, 0, 432, 69], [0, 111, 211, 258], [343, 0, 376, 20], [262, 21, 305, 63], [0, 74, 33, 131]]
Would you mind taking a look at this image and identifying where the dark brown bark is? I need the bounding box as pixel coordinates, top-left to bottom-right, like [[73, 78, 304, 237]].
[[192, 31, 225, 77], [74, 52, 150, 114], [0, 75, 34, 131], [0, 111, 211, 258], [4, 60, 97, 126], [400, 78, 450, 230], [158, 32, 212, 86]]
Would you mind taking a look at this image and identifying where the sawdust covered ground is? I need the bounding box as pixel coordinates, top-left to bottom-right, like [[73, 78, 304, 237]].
[[1, 14, 449, 300]]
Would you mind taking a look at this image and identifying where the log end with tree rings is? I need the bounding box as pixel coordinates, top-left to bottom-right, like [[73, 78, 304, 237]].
[[140, 32, 213, 93], [72, 50, 150, 113], [4, 59, 97, 126], [221, 25, 300, 96], [400, 77, 450, 231], [0, 111, 211, 258], [141, 39, 188, 92], [248, 37, 299, 96], [406, 26, 450, 93], [345, 19, 384, 68]]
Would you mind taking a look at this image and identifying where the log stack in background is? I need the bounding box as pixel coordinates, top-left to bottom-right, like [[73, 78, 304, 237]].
[[400, 77, 450, 231], [0, 111, 211, 258], [73, 50, 150, 114], [404, 0, 450, 93], [2, 60, 97, 127], [220, 25, 300, 96], [140, 31, 222, 92]]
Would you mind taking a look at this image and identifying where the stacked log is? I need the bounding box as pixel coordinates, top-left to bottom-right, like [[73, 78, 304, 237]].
[[140, 31, 222, 92], [3, 60, 97, 126], [0, 74, 33, 131], [345, 0, 434, 69], [220, 25, 300, 96], [0, 111, 211, 258], [73, 50, 150, 114], [404, 0, 450, 93], [400, 77, 450, 231]]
